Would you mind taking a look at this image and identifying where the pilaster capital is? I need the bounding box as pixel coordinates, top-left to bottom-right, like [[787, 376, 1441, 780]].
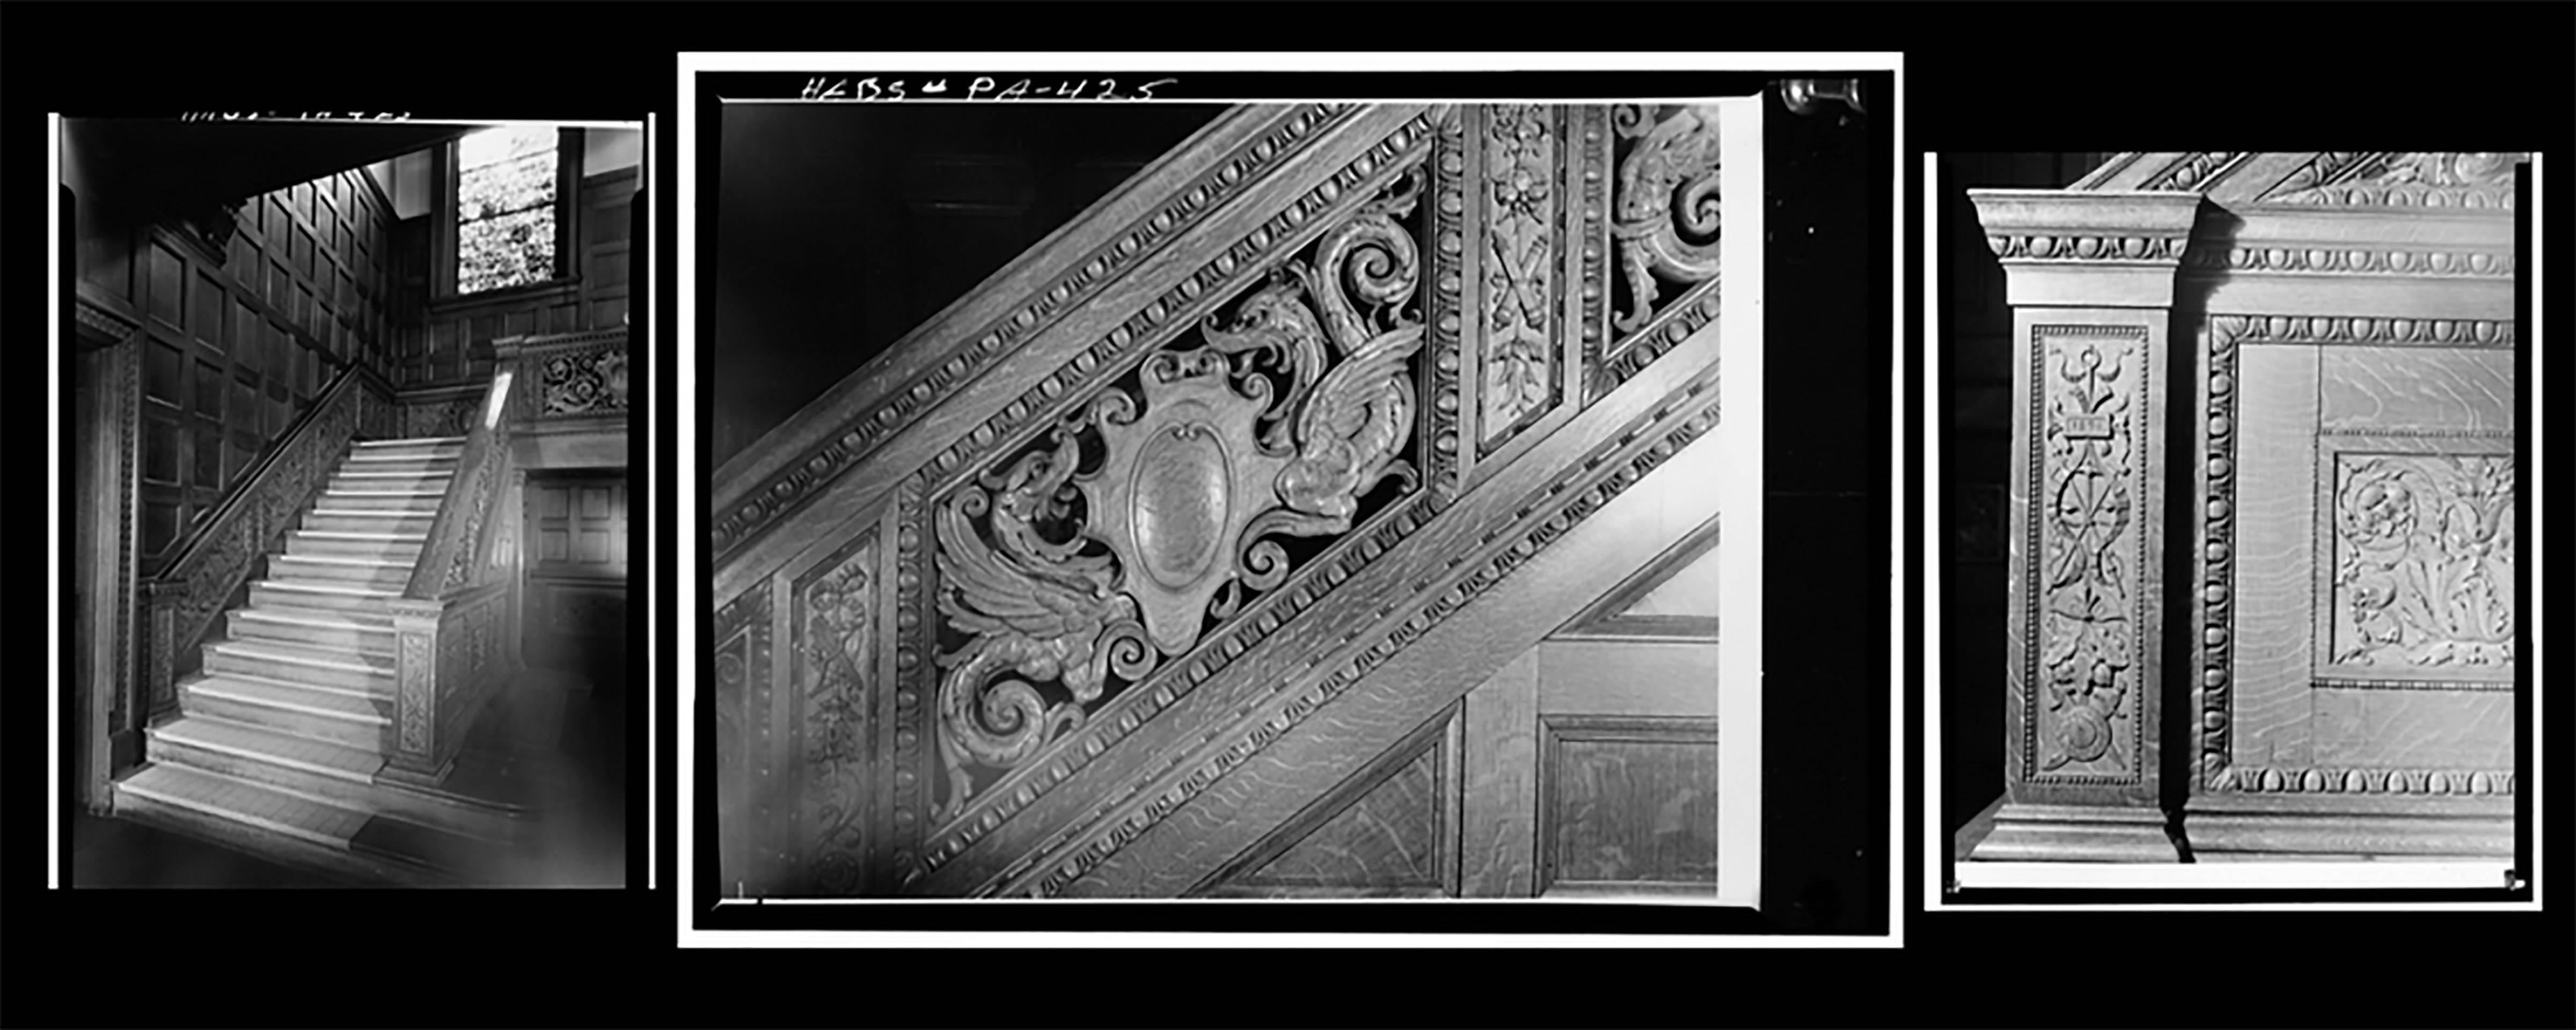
[[1970, 189, 2201, 309]]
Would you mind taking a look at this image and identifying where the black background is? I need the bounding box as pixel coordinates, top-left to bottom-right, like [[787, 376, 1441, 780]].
[[10, 4, 2571, 1028]]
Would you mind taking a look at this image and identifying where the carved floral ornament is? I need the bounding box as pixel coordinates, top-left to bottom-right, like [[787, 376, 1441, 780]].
[[1609, 104, 1724, 339], [931, 166, 1429, 819], [2033, 332, 2142, 778]]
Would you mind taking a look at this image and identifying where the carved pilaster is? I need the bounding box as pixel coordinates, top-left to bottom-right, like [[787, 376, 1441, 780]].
[[384, 600, 449, 785], [144, 582, 180, 718], [1963, 190, 2198, 863]]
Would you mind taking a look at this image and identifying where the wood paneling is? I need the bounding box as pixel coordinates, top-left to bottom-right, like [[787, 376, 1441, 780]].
[[1458, 650, 1541, 897], [116, 165, 399, 564], [1537, 715, 1722, 894], [1199, 702, 1462, 897]]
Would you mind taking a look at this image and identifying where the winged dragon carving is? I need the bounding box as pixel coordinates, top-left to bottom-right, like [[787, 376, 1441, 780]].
[[931, 166, 1428, 819]]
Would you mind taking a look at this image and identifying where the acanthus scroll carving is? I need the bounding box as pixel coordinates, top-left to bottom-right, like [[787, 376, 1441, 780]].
[[2329, 454, 2514, 671], [2035, 332, 2141, 778], [1608, 104, 1723, 339], [932, 166, 1428, 820]]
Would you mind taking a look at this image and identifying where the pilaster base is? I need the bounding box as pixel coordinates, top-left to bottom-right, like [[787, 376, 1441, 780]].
[[1958, 802, 2179, 863], [379, 757, 457, 789]]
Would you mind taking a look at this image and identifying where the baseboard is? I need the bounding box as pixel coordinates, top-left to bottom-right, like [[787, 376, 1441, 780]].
[[2185, 806, 2514, 859]]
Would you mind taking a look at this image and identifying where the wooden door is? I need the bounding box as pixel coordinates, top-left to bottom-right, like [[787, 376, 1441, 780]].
[[524, 472, 628, 686]]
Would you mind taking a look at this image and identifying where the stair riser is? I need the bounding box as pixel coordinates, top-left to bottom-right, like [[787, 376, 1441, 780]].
[[182, 688, 390, 749], [148, 732, 518, 846], [315, 491, 444, 513], [205, 648, 394, 692], [305, 512, 438, 535], [330, 474, 452, 494], [148, 730, 380, 806], [267, 559, 415, 588], [283, 535, 425, 562], [224, 613, 400, 655], [111, 787, 445, 887], [340, 457, 460, 475], [248, 585, 404, 616], [350, 440, 466, 460]]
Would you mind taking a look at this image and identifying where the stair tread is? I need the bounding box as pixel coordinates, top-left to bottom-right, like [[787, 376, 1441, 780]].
[[255, 579, 406, 596], [273, 555, 416, 568], [187, 674, 391, 720], [355, 436, 467, 446], [119, 763, 370, 846], [209, 638, 398, 672], [187, 667, 391, 701], [236, 607, 400, 629], [154, 715, 387, 777]]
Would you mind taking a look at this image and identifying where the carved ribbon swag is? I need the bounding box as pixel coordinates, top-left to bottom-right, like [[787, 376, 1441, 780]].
[[932, 167, 1428, 819]]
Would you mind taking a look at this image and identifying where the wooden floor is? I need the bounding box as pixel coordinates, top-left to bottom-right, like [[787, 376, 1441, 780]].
[[72, 664, 627, 888]]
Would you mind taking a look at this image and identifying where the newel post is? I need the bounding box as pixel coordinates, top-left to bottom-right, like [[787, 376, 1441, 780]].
[[1963, 189, 2200, 862], [384, 598, 451, 785], [142, 580, 182, 720]]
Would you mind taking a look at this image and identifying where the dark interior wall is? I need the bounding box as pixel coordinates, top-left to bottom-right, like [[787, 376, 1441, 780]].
[[708, 103, 1225, 470], [392, 161, 640, 388], [1938, 152, 2110, 836], [75, 152, 401, 562]]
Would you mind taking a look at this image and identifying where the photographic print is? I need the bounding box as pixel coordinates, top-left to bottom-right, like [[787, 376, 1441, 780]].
[[1935, 151, 2527, 892], [684, 57, 1891, 925], [59, 116, 643, 888]]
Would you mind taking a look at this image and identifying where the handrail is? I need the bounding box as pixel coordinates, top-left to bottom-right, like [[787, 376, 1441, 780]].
[[145, 359, 392, 577], [404, 370, 513, 600]]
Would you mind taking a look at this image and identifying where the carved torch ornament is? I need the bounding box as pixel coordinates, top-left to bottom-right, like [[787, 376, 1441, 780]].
[[931, 166, 1428, 819]]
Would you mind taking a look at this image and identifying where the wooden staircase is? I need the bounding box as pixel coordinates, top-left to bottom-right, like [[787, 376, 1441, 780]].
[[112, 436, 522, 885]]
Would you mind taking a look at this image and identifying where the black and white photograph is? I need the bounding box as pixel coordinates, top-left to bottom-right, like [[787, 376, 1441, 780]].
[[55, 116, 645, 888], [683, 56, 1893, 935], [1932, 151, 2532, 895]]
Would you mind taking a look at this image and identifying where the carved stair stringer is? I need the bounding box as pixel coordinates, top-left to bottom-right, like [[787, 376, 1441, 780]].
[[925, 304, 1731, 899], [711, 103, 1418, 600]]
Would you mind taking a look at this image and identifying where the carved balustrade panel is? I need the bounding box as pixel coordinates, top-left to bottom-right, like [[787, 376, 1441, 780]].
[[717, 102, 1751, 895], [2193, 315, 2518, 805]]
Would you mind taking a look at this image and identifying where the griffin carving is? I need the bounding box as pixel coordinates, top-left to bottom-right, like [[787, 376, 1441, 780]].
[[932, 165, 1428, 818], [933, 433, 1156, 822], [1217, 165, 1426, 545], [1609, 104, 1724, 335]]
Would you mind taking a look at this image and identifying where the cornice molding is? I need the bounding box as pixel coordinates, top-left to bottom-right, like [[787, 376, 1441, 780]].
[[74, 288, 144, 347]]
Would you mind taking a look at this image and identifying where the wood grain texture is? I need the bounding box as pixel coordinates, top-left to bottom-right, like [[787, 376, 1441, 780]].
[[1238, 743, 1440, 888], [1542, 722, 1721, 887], [2229, 344, 2319, 768], [1535, 641, 1722, 717], [1458, 649, 1539, 897], [2311, 688, 2514, 769], [2318, 347, 2515, 433]]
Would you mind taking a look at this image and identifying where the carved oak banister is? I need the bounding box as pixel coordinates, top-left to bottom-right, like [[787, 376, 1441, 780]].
[[709, 104, 1424, 602], [138, 362, 399, 719], [716, 100, 1752, 897], [385, 370, 517, 785], [404, 373, 512, 601]]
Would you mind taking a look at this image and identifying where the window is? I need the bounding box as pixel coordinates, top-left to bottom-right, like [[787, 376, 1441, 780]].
[[455, 125, 561, 294]]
